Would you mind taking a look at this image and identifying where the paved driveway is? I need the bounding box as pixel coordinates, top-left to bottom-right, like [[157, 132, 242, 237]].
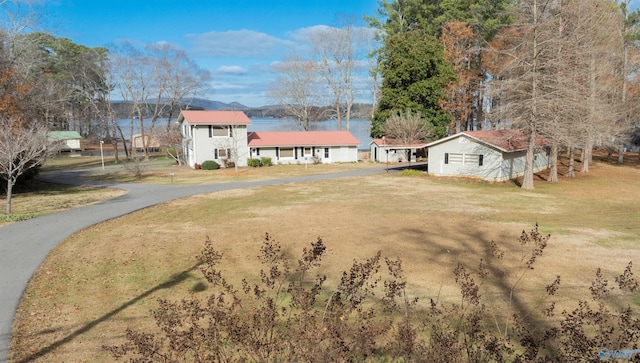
[[0, 165, 400, 362]]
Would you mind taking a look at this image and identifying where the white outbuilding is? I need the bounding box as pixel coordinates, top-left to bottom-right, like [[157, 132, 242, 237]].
[[426, 129, 550, 181]]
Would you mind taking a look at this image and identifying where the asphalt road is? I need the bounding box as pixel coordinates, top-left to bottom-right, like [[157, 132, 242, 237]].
[[0, 164, 402, 362]]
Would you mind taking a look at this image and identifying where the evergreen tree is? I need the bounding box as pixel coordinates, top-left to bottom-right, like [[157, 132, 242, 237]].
[[367, 0, 511, 138], [372, 29, 454, 138]]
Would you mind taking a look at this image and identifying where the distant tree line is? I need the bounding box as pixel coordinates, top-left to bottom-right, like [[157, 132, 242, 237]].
[[243, 103, 374, 120]]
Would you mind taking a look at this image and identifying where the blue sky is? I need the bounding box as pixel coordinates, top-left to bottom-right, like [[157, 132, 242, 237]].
[[42, 0, 381, 107], [40, 0, 640, 108]]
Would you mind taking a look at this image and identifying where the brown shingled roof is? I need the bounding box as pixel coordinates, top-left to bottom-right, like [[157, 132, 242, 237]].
[[464, 130, 549, 151], [370, 138, 428, 149]]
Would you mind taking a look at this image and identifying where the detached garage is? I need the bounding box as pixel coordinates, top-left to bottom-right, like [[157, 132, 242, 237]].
[[426, 129, 550, 181]]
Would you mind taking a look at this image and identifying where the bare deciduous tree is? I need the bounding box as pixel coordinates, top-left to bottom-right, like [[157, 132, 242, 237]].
[[440, 21, 480, 134], [380, 110, 432, 145], [309, 20, 367, 131], [156, 125, 183, 166], [0, 118, 55, 214], [269, 54, 327, 130], [109, 42, 209, 160], [485, 0, 630, 188], [486, 0, 556, 189]]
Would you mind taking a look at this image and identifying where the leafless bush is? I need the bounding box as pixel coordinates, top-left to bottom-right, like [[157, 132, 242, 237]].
[[123, 152, 147, 178], [105, 226, 640, 362]]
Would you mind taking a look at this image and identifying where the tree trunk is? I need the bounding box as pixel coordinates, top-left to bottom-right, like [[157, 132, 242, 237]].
[[549, 140, 558, 183], [521, 0, 538, 191], [138, 111, 149, 160], [581, 135, 591, 173], [5, 178, 13, 214], [474, 79, 485, 130], [566, 146, 576, 178], [521, 126, 536, 190], [618, 144, 625, 164], [335, 98, 342, 131]]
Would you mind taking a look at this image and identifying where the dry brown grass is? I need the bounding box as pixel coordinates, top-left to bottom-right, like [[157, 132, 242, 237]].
[[0, 181, 125, 226], [9, 154, 640, 362], [82, 160, 383, 184]]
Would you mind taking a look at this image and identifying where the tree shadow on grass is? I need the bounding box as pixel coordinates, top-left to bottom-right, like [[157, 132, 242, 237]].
[[14, 263, 202, 363]]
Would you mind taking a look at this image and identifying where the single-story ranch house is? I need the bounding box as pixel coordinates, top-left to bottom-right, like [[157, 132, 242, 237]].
[[248, 131, 359, 164], [369, 138, 428, 163], [177, 110, 360, 168], [426, 129, 550, 181]]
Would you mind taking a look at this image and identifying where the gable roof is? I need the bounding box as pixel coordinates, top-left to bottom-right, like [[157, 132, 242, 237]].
[[248, 131, 360, 147], [369, 138, 428, 149], [48, 131, 81, 140], [178, 110, 252, 125], [426, 129, 549, 153]]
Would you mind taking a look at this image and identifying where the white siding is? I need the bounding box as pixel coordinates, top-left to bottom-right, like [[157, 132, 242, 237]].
[[428, 136, 503, 180], [65, 139, 81, 150], [185, 124, 249, 167], [249, 145, 358, 164], [428, 135, 549, 181]]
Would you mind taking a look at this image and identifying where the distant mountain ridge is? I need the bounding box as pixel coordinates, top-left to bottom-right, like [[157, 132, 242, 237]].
[[185, 98, 250, 110], [111, 98, 373, 120]]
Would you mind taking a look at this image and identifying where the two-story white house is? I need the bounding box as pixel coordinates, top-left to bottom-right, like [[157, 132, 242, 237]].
[[177, 110, 252, 168], [177, 110, 362, 168]]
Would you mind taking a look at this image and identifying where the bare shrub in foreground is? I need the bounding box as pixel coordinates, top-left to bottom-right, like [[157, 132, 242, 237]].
[[105, 226, 640, 362]]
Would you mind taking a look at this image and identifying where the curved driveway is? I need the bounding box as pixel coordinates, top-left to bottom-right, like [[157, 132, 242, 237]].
[[0, 165, 398, 362]]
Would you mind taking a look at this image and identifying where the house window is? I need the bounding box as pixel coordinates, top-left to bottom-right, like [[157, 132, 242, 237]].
[[304, 147, 311, 155], [445, 153, 449, 164], [280, 148, 294, 158], [209, 125, 228, 137], [324, 147, 329, 158], [215, 148, 229, 159], [255, 148, 260, 156], [449, 153, 464, 164], [479, 154, 484, 166], [465, 154, 479, 165]]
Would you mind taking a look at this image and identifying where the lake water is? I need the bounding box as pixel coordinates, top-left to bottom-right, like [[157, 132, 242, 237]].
[[117, 117, 373, 149], [248, 118, 372, 149]]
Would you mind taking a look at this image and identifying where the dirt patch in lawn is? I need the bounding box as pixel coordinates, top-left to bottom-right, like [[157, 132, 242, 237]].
[[9, 154, 640, 362]]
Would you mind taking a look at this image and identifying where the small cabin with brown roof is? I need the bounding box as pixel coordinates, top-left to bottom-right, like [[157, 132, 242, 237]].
[[426, 129, 550, 181], [247, 131, 360, 164]]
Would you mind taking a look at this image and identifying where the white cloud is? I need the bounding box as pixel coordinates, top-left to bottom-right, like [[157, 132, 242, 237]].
[[216, 65, 248, 75], [287, 25, 335, 42], [186, 29, 294, 58], [210, 80, 248, 90]]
